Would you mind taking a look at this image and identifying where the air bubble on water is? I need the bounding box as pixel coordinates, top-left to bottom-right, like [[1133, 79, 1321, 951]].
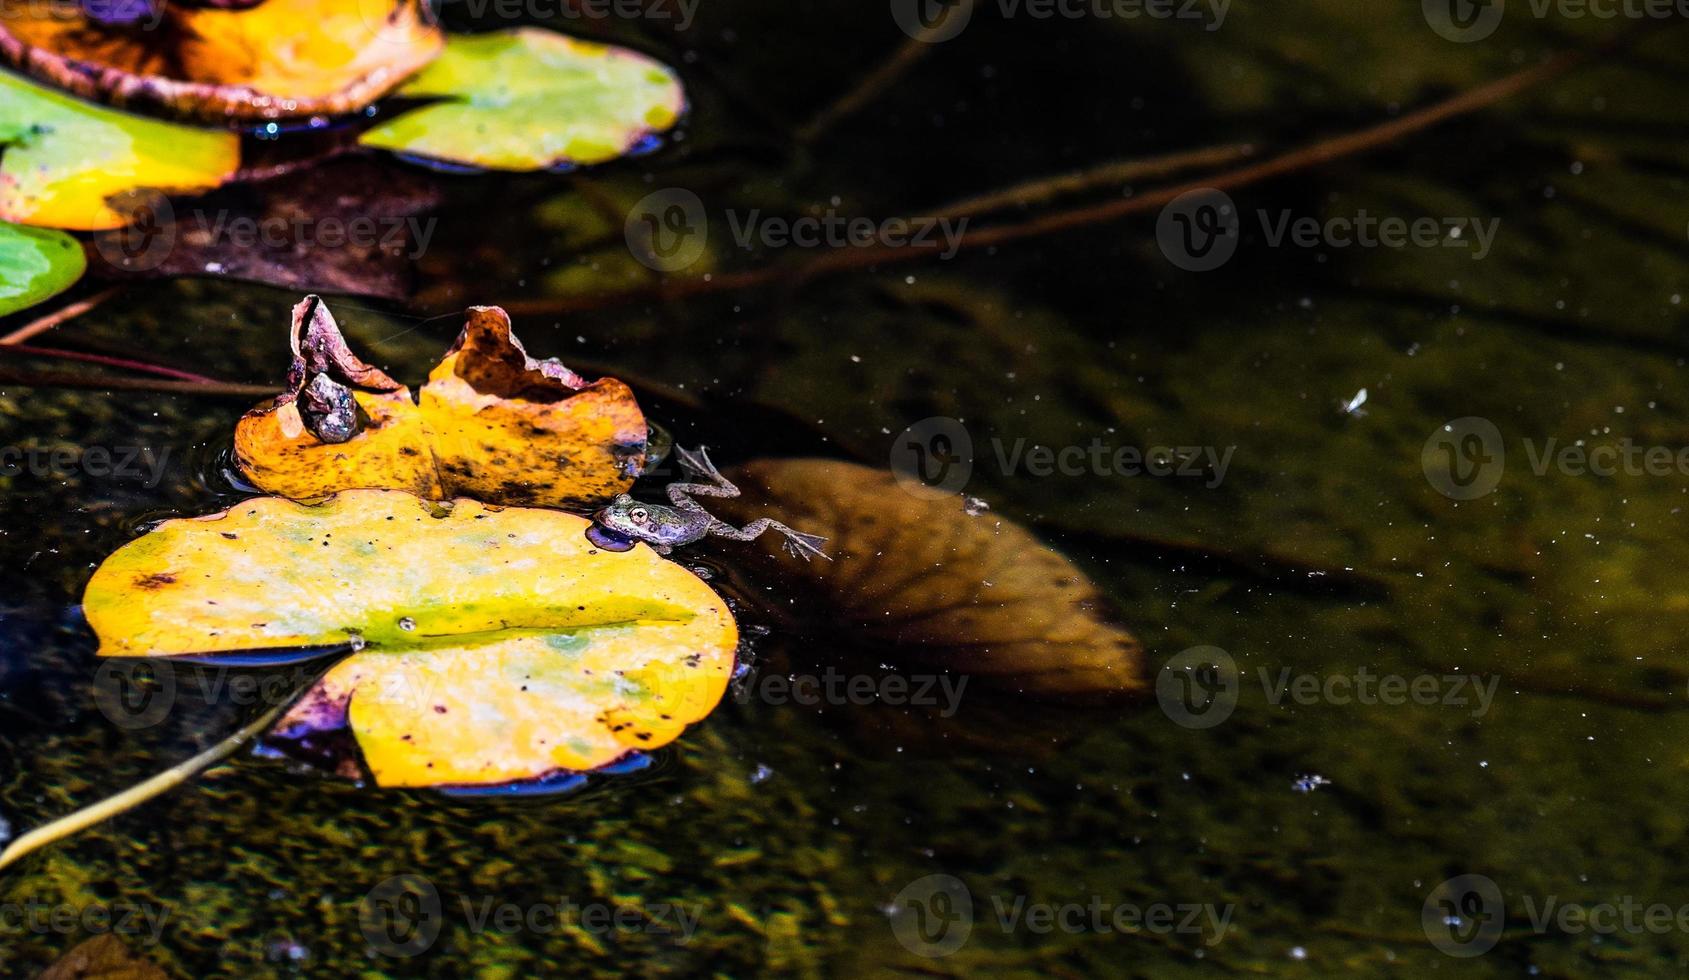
[[398, 617, 417, 631], [750, 764, 774, 785], [963, 496, 990, 516], [0, 810, 11, 845]]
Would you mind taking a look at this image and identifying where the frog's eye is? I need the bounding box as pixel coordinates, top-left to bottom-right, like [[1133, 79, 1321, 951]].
[[630, 508, 649, 524]]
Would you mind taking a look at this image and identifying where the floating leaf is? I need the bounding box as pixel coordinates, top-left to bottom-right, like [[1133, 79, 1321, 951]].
[[234, 295, 441, 500], [0, 0, 442, 121], [234, 296, 648, 508], [84, 489, 738, 787], [0, 220, 84, 316], [87, 157, 442, 300], [419, 305, 649, 508], [38, 934, 168, 980], [360, 28, 685, 171], [0, 69, 239, 230], [714, 459, 1145, 700]]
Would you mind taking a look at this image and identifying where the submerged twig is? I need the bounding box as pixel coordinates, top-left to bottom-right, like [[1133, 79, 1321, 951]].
[[0, 344, 230, 384], [795, 0, 971, 145], [0, 700, 290, 873], [0, 368, 277, 398], [0, 288, 122, 346], [928, 144, 1257, 220], [507, 29, 1651, 318]]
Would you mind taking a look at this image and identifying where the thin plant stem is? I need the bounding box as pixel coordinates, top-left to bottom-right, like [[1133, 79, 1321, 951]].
[[0, 344, 230, 384], [505, 31, 1645, 318], [796, 0, 972, 144], [0, 368, 277, 398], [0, 700, 291, 873], [0, 288, 121, 346], [928, 143, 1257, 220]]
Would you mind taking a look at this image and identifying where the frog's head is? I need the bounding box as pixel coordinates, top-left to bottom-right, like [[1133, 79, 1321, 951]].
[[586, 494, 648, 551]]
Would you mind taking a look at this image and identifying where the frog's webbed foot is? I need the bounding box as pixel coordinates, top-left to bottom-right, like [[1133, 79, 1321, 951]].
[[710, 518, 831, 561], [778, 527, 831, 562]]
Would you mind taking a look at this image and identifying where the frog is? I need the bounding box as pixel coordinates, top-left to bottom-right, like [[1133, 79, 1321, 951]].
[[586, 445, 830, 561]]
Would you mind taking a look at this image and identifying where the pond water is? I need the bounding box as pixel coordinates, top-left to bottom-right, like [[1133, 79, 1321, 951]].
[[3, 2, 1689, 977]]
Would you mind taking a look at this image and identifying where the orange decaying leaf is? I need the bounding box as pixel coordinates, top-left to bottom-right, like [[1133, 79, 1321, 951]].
[[233, 296, 440, 500], [233, 296, 647, 509], [0, 0, 443, 122], [420, 306, 648, 509]]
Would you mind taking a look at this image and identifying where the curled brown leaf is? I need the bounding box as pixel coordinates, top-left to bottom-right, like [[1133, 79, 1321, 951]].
[[714, 459, 1146, 701]]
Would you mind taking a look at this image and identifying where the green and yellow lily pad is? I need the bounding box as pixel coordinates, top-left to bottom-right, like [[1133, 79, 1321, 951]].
[[0, 220, 85, 317], [360, 28, 685, 172], [0, 70, 239, 230], [84, 489, 738, 788]]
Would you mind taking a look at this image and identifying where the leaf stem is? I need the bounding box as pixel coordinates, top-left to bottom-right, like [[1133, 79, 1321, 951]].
[[0, 368, 277, 398], [0, 343, 230, 384], [0, 700, 290, 873], [0, 287, 121, 346]]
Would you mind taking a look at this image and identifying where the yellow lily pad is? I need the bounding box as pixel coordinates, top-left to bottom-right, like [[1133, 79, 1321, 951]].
[[0, 69, 239, 230], [359, 28, 685, 171], [84, 489, 738, 787], [234, 295, 647, 508], [0, 0, 443, 122]]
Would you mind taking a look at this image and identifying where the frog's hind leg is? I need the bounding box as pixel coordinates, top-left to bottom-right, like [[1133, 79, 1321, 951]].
[[667, 445, 742, 503], [710, 518, 831, 561]]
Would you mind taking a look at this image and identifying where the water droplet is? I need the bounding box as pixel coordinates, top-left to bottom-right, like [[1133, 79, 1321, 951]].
[[963, 496, 990, 516], [398, 617, 417, 632]]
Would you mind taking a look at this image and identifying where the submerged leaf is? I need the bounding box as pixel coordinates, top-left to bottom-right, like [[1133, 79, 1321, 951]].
[[0, 0, 442, 121], [0, 70, 239, 230], [234, 296, 648, 508], [38, 934, 168, 980], [360, 28, 685, 171], [715, 459, 1146, 700], [0, 221, 85, 316], [84, 489, 738, 787], [86, 157, 442, 299]]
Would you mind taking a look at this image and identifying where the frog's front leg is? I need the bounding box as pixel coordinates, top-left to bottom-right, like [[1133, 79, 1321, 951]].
[[665, 445, 742, 511]]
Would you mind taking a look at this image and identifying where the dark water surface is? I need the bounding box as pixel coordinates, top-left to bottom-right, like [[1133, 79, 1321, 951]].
[[4, 1, 1689, 976]]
